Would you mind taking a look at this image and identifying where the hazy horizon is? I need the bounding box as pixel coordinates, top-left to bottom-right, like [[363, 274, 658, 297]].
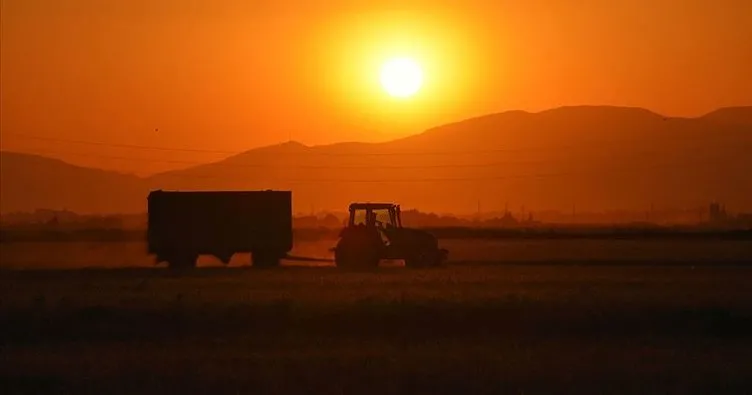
[[3, 104, 751, 215], [2, 1, 752, 215], [3, 3, 752, 392], [2, 103, 750, 177], [3, 0, 752, 175]]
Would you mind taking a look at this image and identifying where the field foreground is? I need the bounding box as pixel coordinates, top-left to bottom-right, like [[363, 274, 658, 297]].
[[2, 264, 752, 394]]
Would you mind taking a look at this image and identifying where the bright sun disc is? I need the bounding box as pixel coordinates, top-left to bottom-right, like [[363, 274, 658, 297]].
[[380, 58, 423, 98]]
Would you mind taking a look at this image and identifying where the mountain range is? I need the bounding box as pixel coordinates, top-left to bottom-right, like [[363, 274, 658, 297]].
[[2, 105, 751, 215]]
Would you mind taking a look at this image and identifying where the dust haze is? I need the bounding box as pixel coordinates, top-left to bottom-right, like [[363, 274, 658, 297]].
[[3, 1, 752, 394]]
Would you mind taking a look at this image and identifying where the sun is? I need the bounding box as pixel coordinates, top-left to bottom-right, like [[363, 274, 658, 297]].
[[379, 57, 423, 98]]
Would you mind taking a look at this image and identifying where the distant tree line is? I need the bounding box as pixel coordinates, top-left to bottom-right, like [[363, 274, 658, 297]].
[[1, 205, 750, 244]]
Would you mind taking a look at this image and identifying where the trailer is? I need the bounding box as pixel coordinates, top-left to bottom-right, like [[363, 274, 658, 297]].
[[147, 190, 293, 268], [147, 190, 447, 269]]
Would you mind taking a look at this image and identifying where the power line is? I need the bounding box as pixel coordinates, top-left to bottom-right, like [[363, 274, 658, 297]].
[[146, 159, 734, 183], [2, 146, 600, 169], [4, 130, 699, 157], [3, 132, 237, 154], [3, 148, 211, 166], [3, 144, 738, 172], [1, 146, 740, 184], [4, 131, 747, 183]]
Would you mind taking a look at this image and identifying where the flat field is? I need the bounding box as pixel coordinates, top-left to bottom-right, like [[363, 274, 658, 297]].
[[1, 237, 751, 269], [1, 239, 752, 394]]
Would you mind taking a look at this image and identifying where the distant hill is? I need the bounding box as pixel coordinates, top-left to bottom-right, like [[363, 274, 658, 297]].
[[700, 106, 752, 127], [3, 106, 752, 215], [149, 106, 752, 213], [0, 152, 148, 214]]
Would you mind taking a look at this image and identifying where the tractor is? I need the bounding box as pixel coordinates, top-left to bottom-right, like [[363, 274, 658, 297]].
[[147, 190, 448, 269], [332, 203, 448, 268]]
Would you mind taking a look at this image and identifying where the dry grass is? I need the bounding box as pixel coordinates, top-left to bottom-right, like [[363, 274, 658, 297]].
[[1, 238, 749, 270], [2, 260, 752, 394]]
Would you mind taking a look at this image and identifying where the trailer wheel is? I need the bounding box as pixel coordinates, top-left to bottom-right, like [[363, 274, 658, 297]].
[[253, 251, 282, 268], [167, 253, 198, 270]]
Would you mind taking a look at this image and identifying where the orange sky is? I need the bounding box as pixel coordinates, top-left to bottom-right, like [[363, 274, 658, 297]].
[[2, 0, 751, 175]]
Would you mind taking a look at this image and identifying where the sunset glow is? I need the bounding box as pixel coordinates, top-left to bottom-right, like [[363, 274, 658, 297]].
[[380, 58, 423, 98], [2, 3, 752, 392], [1, 1, 751, 179]]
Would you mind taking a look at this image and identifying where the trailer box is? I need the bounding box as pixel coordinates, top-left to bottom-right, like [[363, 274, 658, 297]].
[[147, 190, 292, 268]]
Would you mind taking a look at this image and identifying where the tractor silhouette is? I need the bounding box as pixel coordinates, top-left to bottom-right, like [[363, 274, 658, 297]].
[[147, 191, 447, 269], [332, 203, 448, 268]]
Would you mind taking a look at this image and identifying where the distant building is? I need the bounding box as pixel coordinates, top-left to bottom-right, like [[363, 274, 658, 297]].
[[705, 202, 752, 229], [737, 213, 752, 229], [709, 202, 728, 223]]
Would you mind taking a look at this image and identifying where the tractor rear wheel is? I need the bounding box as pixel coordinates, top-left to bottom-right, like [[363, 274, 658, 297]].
[[405, 249, 440, 268]]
